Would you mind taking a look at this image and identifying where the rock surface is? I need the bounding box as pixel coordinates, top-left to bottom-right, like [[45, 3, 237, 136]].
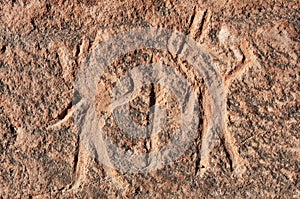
[[0, 0, 299, 198]]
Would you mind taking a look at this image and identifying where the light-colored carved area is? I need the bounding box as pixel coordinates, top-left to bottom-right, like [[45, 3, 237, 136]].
[[0, 0, 298, 198]]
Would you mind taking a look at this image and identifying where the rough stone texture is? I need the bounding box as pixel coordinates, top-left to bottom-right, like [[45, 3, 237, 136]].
[[0, 0, 299, 198]]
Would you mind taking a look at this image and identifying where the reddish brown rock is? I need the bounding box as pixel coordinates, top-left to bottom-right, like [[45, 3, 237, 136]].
[[0, 0, 299, 198]]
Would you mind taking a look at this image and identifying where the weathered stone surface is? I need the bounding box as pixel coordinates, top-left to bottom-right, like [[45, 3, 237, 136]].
[[0, 0, 299, 198]]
